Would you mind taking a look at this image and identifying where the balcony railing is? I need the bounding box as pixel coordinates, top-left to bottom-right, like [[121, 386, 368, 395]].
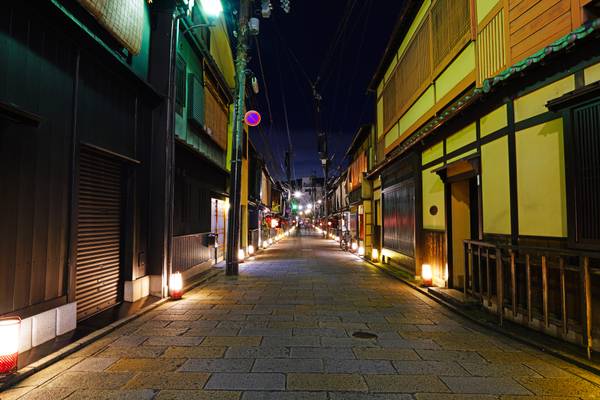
[[464, 240, 600, 359]]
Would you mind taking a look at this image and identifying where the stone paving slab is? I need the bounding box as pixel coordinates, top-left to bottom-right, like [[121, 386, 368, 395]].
[[8, 233, 600, 399]]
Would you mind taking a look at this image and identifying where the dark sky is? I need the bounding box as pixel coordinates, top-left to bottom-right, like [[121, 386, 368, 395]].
[[246, 0, 404, 181]]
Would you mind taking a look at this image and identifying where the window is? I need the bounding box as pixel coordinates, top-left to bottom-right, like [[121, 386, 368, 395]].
[[431, 0, 471, 67], [570, 101, 600, 245], [383, 179, 416, 257]]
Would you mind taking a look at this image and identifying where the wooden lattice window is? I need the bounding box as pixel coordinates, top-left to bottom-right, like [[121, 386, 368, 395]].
[[431, 0, 471, 67], [382, 16, 432, 132], [571, 101, 600, 245], [383, 179, 416, 257], [204, 76, 229, 150]]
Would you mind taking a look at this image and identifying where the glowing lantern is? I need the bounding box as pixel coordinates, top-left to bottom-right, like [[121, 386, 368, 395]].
[[271, 219, 279, 229], [238, 249, 245, 262], [358, 246, 365, 256], [248, 245, 255, 256], [170, 272, 183, 300], [351, 242, 358, 251], [0, 318, 20, 375], [372, 248, 379, 261], [422, 264, 433, 286]]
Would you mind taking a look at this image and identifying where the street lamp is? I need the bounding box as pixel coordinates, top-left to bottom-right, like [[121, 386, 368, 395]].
[[200, 0, 223, 17], [294, 191, 302, 199]]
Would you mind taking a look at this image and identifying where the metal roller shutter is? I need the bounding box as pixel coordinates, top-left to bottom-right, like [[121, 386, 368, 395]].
[[76, 148, 123, 320]]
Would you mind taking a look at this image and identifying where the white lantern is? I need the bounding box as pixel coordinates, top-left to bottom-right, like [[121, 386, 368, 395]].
[[0, 317, 20, 374], [248, 245, 255, 255]]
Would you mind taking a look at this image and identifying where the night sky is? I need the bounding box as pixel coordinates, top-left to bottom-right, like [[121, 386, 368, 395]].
[[246, 1, 405, 181]]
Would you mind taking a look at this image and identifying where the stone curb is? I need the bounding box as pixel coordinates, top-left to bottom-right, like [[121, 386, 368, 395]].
[[358, 254, 600, 378], [0, 268, 223, 391]]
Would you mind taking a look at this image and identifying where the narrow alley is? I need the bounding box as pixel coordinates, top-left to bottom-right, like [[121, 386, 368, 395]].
[[3, 230, 600, 399]]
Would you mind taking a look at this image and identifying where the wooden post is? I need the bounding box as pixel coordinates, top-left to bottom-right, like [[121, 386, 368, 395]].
[[526, 254, 532, 324], [496, 248, 504, 326], [583, 256, 593, 360], [478, 247, 483, 301], [486, 248, 492, 307], [511, 250, 517, 317], [464, 242, 470, 299], [560, 257, 567, 336], [542, 255, 549, 329]]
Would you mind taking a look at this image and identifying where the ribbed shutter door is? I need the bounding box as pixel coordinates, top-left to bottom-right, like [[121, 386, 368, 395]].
[[76, 149, 122, 320]]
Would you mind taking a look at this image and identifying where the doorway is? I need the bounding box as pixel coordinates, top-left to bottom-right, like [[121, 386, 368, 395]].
[[448, 176, 480, 290]]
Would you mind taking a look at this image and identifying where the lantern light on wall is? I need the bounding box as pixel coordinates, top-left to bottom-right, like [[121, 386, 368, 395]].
[[0, 317, 20, 375], [248, 245, 255, 256], [422, 264, 433, 287], [170, 272, 183, 300]]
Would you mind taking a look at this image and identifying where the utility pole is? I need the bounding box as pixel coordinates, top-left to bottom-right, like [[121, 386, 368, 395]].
[[226, 0, 251, 276], [226, 0, 291, 274], [314, 84, 328, 228]]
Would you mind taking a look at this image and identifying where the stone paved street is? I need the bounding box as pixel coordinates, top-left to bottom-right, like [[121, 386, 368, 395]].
[[3, 231, 600, 399]]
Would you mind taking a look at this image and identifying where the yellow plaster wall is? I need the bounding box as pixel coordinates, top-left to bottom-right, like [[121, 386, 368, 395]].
[[399, 86, 435, 138], [422, 141, 444, 165], [516, 119, 567, 237], [447, 148, 477, 164], [422, 165, 446, 230], [435, 42, 476, 102], [210, 20, 235, 88], [481, 137, 511, 234], [584, 62, 600, 85], [385, 123, 400, 148], [446, 122, 476, 153], [514, 76, 574, 122], [480, 104, 508, 137], [476, 0, 500, 24]]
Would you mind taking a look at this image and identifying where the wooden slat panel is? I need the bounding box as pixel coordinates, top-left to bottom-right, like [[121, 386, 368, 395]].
[[76, 149, 122, 320], [508, 0, 572, 63], [204, 76, 228, 150], [477, 9, 506, 84], [382, 16, 432, 132], [431, 0, 471, 67]]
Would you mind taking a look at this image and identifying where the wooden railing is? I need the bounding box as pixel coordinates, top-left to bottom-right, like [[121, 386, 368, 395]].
[[173, 232, 213, 273], [464, 240, 600, 359]]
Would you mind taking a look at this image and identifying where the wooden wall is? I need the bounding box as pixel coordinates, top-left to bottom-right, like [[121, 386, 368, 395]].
[[0, 6, 74, 316], [508, 0, 574, 63]]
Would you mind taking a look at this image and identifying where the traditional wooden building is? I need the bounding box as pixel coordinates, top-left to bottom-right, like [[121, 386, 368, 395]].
[[369, 0, 600, 354], [345, 125, 374, 255], [172, 2, 235, 276], [0, 0, 160, 357]]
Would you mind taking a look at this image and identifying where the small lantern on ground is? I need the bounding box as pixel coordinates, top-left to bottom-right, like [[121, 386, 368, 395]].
[[170, 272, 183, 300], [238, 249, 245, 263], [372, 248, 379, 261], [358, 246, 365, 256], [351, 242, 358, 252], [248, 245, 255, 256], [422, 264, 433, 287], [0, 317, 20, 376]]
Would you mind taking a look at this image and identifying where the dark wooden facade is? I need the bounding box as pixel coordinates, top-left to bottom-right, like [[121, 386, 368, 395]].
[[0, 1, 160, 320]]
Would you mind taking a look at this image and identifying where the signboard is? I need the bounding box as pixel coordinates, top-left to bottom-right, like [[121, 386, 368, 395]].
[[244, 110, 261, 127]]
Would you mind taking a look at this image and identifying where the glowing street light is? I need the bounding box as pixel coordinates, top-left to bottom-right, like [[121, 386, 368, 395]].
[[293, 191, 303, 199], [200, 0, 223, 17]]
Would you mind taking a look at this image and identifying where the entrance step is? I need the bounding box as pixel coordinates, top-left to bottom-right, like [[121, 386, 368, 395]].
[[428, 287, 480, 309]]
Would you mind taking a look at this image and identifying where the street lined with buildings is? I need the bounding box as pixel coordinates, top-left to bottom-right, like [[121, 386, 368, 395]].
[[2, 232, 600, 399]]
